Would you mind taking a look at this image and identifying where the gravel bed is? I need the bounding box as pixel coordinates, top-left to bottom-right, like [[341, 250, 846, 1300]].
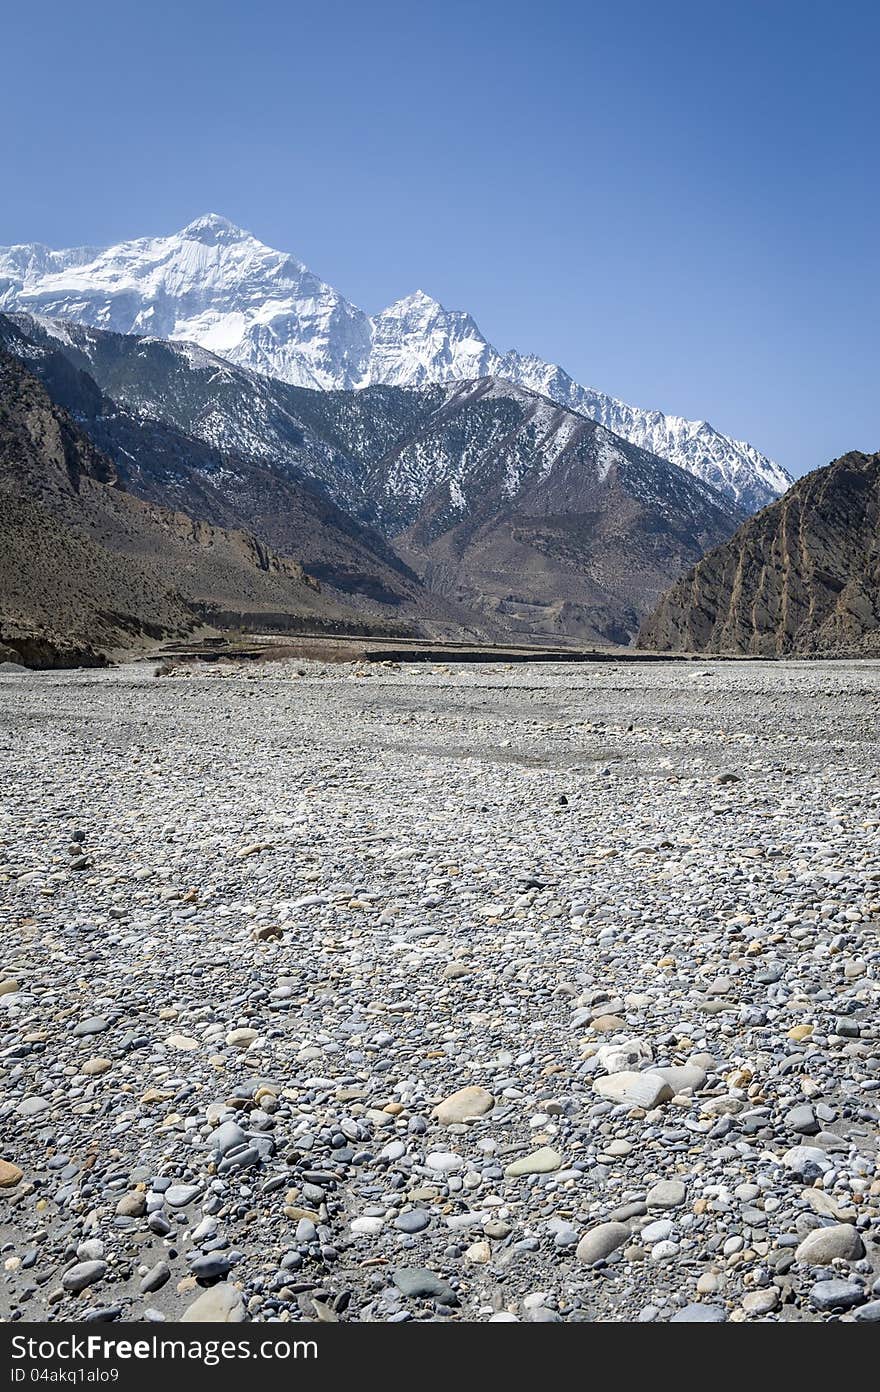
[[1, 657, 878, 1324]]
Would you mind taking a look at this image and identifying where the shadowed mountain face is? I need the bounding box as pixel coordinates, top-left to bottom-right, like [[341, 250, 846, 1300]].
[[0, 352, 408, 666], [1, 315, 743, 645], [638, 451, 880, 655], [384, 380, 742, 644], [0, 315, 486, 636]]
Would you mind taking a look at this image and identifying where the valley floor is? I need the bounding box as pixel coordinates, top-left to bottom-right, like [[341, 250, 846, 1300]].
[[1, 658, 879, 1323]]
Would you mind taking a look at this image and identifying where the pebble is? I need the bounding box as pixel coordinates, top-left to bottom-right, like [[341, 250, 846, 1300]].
[[742, 1288, 779, 1316], [140, 1262, 171, 1294], [394, 1209, 431, 1234], [164, 1184, 201, 1207], [72, 1016, 109, 1037], [80, 1058, 112, 1076]]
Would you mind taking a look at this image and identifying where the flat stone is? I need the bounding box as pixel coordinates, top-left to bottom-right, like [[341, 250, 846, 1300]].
[[190, 1254, 232, 1279], [17, 1096, 51, 1117], [425, 1151, 463, 1173], [504, 1146, 562, 1177], [670, 1304, 726, 1322], [646, 1179, 686, 1209], [603, 1139, 633, 1156], [642, 1219, 673, 1243], [180, 1282, 245, 1322], [653, 1064, 707, 1094], [795, 1224, 864, 1264], [351, 1216, 384, 1236], [165, 1184, 201, 1207], [432, 1085, 495, 1125], [810, 1280, 866, 1312], [392, 1267, 455, 1301], [72, 1016, 109, 1037], [593, 1072, 673, 1109], [80, 1058, 112, 1076], [395, 1208, 431, 1233], [788, 1025, 813, 1042]]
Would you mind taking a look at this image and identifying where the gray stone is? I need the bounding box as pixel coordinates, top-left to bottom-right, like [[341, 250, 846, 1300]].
[[646, 1178, 686, 1209], [576, 1221, 630, 1264], [782, 1145, 833, 1175], [392, 1267, 456, 1301], [670, 1304, 727, 1322], [809, 1279, 865, 1311], [165, 1184, 201, 1207], [593, 1072, 673, 1109], [785, 1104, 819, 1135], [17, 1096, 51, 1117], [189, 1254, 232, 1279], [853, 1301, 880, 1323], [62, 1261, 107, 1293], [395, 1209, 431, 1233], [140, 1262, 171, 1294], [652, 1064, 707, 1094], [72, 1016, 109, 1037], [209, 1121, 248, 1158]]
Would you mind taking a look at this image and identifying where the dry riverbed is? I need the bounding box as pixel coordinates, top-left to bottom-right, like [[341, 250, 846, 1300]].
[[1, 657, 879, 1323]]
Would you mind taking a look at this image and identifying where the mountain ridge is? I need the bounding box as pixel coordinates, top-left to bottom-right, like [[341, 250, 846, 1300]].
[[0, 215, 791, 512], [1, 312, 743, 646]]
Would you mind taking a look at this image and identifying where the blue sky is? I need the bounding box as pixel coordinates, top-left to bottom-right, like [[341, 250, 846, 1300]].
[[2, 0, 877, 476]]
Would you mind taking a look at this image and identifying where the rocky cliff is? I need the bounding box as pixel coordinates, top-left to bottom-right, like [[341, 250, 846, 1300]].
[[638, 451, 880, 655]]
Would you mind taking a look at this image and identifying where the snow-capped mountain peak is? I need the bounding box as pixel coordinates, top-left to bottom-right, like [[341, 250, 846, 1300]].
[[178, 212, 249, 243], [368, 290, 497, 387], [0, 216, 791, 509]]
